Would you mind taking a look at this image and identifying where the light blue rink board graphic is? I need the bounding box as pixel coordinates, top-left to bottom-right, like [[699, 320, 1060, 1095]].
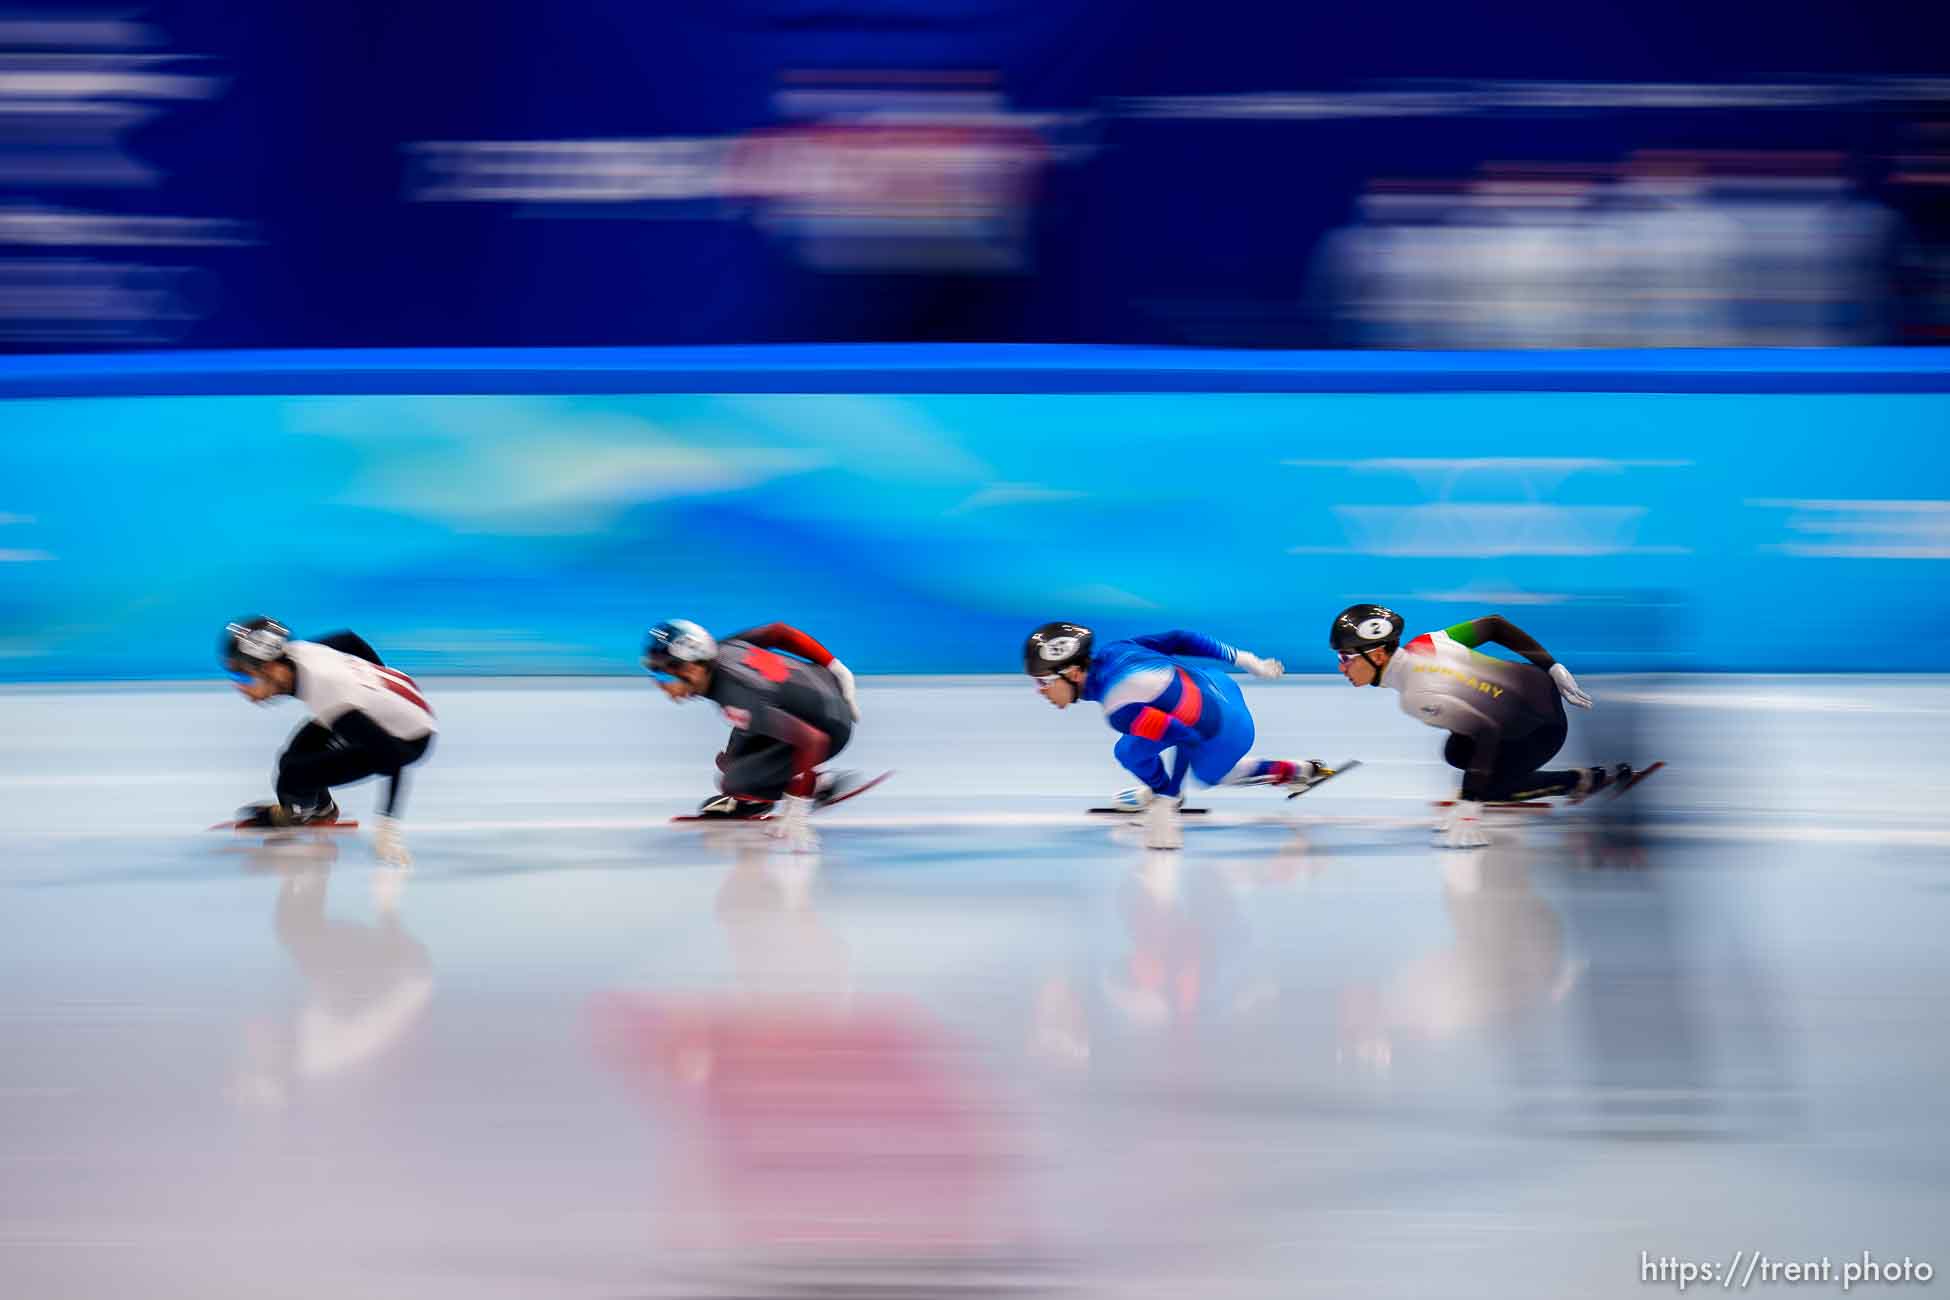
[[0, 347, 1946, 678]]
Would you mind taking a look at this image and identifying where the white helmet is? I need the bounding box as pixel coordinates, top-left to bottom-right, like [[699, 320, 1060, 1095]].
[[643, 618, 717, 673]]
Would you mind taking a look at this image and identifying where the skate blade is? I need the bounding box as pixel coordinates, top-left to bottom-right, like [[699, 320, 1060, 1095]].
[[1285, 758, 1363, 799], [1433, 800, 1552, 813], [211, 819, 360, 831], [1089, 806, 1210, 816], [1565, 760, 1666, 806], [1608, 760, 1665, 798], [817, 770, 893, 811]]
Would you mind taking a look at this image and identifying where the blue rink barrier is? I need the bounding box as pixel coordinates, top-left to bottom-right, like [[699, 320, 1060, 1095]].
[[1, 346, 1947, 679], [2, 345, 1950, 398]]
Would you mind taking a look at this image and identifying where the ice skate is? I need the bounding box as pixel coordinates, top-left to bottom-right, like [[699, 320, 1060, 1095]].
[[1568, 763, 1635, 805], [1282, 758, 1363, 799], [234, 798, 341, 829], [1235, 759, 1339, 794], [691, 793, 776, 821], [810, 769, 892, 810], [1598, 760, 1663, 801], [1090, 787, 1211, 815]]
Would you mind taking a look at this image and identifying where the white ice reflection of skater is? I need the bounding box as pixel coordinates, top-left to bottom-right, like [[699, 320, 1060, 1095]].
[[229, 846, 432, 1109], [1337, 839, 1582, 1077], [1032, 841, 1319, 1070]]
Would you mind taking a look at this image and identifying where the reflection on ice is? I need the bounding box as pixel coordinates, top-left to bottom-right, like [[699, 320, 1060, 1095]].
[[591, 837, 1039, 1291], [1338, 844, 1578, 1076], [230, 843, 432, 1109], [0, 679, 1944, 1298]]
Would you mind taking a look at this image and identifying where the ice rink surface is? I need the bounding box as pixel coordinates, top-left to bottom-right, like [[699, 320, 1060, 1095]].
[[3, 676, 1948, 1299]]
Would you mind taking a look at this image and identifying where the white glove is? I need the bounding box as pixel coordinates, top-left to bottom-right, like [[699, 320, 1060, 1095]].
[[1234, 650, 1284, 679], [1143, 794, 1184, 850], [1436, 800, 1490, 850], [828, 659, 861, 722], [1549, 663, 1593, 710], [767, 794, 817, 853], [373, 815, 413, 868]]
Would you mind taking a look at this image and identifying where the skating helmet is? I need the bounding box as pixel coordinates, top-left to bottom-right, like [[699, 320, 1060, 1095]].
[[643, 618, 718, 674], [221, 616, 290, 675], [1329, 603, 1404, 655], [1023, 621, 1093, 678]]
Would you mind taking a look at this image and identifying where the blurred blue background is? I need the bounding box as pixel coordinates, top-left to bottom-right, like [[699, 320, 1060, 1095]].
[[1, 2, 1947, 679], [2, 349, 1945, 678]]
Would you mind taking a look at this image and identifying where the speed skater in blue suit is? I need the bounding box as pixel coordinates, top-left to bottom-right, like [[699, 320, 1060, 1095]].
[[1023, 621, 1335, 848]]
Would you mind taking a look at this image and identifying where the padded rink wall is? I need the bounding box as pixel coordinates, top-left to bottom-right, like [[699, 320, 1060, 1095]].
[[0, 345, 1947, 680]]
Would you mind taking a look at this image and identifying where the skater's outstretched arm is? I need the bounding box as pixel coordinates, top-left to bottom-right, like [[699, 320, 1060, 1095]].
[[1446, 615, 1593, 709], [1131, 630, 1282, 677], [1445, 615, 1556, 669], [314, 630, 383, 666], [728, 623, 861, 721], [1130, 629, 1237, 662], [728, 622, 834, 666]]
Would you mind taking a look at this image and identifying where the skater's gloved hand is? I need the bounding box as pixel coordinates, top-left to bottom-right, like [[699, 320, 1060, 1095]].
[[827, 660, 862, 722], [1143, 794, 1184, 851], [373, 816, 413, 868], [768, 794, 817, 853], [1549, 663, 1593, 710], [1234, 651, 1284, 679], [1436, 800, 1489, 850]]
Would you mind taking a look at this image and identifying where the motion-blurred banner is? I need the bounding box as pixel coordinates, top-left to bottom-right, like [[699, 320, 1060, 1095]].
[[2, 348, 1946, 679], [0, 2, 1947, 349]]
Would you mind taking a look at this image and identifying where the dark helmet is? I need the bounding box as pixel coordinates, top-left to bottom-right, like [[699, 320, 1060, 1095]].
[[1023, 621, 1093, 677], [643, 618, 718, 674], [220, 616, 290, 670], [1329, 603, 1404, 655]]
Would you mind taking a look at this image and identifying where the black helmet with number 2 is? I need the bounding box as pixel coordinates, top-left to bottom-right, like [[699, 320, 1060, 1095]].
[[1329, 604, 1403, 686], [1329, 603, 1404, 655]]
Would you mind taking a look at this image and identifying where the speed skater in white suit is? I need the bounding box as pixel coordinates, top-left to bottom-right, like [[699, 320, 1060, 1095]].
[[220, 617, 435, 866], [1329, 603, 1640, 849]]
